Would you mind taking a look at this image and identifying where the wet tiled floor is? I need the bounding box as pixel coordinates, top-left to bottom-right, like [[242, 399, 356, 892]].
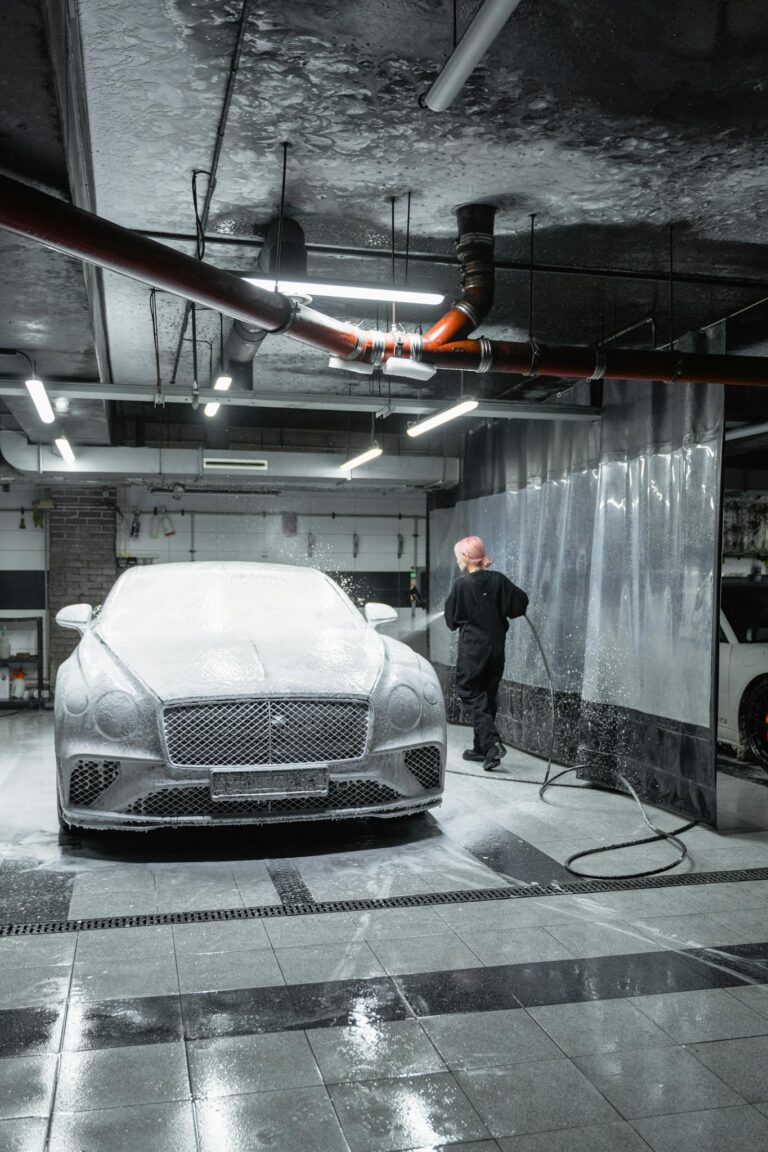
[[5, 714, 768, 1148]]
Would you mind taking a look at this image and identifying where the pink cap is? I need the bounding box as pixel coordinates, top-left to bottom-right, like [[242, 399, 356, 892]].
[[454, 536, 492, 568]]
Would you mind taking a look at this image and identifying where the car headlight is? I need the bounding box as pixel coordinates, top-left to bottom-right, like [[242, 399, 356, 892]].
[[94, 690, 140, 739], [388, 685, 422, 730]]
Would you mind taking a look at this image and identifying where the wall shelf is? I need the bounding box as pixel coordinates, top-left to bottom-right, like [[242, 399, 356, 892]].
[[0, 616, 44, 708]]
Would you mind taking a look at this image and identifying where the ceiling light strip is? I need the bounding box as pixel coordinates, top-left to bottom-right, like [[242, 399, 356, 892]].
[[407, 398, 479, 437]]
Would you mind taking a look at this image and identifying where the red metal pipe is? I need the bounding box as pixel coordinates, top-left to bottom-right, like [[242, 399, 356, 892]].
[[0, 174, 294, 335], [2, 174, 768, 388]]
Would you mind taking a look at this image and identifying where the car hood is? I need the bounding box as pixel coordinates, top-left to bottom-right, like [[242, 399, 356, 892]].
[[96, 626, 384, 702]]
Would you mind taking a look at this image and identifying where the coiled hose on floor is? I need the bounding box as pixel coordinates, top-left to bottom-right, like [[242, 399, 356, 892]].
[[447, 615, 698, 879]]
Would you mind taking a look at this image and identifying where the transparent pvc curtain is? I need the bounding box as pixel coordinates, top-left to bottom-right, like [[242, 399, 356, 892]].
[[429, 415, 600, 759], [578, 366, 724, 826]]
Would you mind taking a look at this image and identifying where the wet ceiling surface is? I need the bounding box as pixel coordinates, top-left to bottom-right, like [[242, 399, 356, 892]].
[[1, 0, 768, 447]]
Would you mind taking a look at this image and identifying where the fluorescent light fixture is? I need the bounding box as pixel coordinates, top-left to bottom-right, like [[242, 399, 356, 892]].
[[245, 277, 444, 307], [203, 456, 268, 472], [54, 396, 70, 413], [407, 398, 479, 437], [25, 377, 55, 424], [203, 402, 220, 417], [340, 445, 383, 472], [423, 0, 524, 112], [383, 357, 436, 382], [54, 437, 76, 465], [213, 375, 232, 391]]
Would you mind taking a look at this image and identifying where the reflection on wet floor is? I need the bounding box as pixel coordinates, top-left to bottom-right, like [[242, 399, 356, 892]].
[[6, 715, 768, 1148]]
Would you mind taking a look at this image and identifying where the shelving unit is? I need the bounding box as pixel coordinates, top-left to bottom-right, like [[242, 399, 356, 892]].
[[0, 616, 44, 709]]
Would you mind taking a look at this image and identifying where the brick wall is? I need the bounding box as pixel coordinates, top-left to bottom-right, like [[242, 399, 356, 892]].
[[48, 488, 118, 682]]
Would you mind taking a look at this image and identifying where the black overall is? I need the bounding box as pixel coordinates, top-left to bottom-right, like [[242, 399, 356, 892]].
[[444, 570, 529, 754]]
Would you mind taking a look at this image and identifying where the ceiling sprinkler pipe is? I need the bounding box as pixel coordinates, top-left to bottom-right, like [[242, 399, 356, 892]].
[[422, 0, 525, 112]]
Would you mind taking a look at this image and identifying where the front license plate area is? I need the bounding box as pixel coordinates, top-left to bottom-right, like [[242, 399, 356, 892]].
[[210, 766, 329, 800]]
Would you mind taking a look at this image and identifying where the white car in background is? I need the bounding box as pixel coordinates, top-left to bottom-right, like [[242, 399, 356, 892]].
[[54, 562, 446, 832], [719, 578, 768, 768]]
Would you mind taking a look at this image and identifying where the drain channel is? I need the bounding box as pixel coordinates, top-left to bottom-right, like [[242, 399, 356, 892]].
[[3, 864, 768, 937]]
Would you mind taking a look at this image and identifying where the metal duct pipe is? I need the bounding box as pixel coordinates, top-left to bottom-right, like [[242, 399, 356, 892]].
[[421, 0, 525, 112], [224, 217, 307, 380], [422, 203, 495, 348], [2, 173, 768, 388]]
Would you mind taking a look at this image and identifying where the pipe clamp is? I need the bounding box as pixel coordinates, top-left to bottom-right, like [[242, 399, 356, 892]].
[[588, 349, 607, 381], [477, 337, 493, 374]]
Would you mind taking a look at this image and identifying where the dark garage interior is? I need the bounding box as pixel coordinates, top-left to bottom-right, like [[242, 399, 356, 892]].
[[3, 1, 768, 1149]]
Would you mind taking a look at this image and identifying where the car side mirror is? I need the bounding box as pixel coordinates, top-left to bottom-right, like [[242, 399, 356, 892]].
[[364, 602, 399, 631], [56, 604, 93, 634]]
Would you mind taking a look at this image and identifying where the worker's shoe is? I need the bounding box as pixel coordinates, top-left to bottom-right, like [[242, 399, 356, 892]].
[[463, 749, 485, 762], [483, 741, 507, 772]]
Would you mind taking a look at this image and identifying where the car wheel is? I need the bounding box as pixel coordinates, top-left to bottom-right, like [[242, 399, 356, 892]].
[[740, 677, 768, 771]]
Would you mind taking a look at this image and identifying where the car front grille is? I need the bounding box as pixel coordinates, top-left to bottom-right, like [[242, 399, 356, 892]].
[[162, 698, 369, 768], [404, 746, 442, 790], [69, 759, 120, 807], [124, 779, 401, 820]]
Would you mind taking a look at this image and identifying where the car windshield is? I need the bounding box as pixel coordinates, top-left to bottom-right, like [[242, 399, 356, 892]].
[[722, 582, 768, 643], [98, 564, 364, 641]]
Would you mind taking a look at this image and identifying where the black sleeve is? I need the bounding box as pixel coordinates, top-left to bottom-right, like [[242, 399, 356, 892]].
[[501, 575, 528, 620], [444, 583, 460, 631]]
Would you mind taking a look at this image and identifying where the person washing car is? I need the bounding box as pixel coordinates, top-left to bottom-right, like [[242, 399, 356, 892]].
[[445, 536, 529, 771]]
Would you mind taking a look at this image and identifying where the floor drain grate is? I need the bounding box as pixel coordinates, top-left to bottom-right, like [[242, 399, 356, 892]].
[[3, 864, 768, 937]]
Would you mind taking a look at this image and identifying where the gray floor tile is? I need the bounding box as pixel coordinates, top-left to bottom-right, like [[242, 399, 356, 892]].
[[455, 1059, 621, 1137], [264, 911, 359, 947], [727, 983, 768, 1018], [74, 926, 174, 964], [687, 1034, 768, 1102], [0, 935, 76, 969], [233, 880, 283, 907], [70, 868, 157, 896], [350, 907, 450, 940], [581, 889, 700, 920], [188, 1030, 322, 1097], [0, 967, 71, 1011], [329, 1072, 490, 1152], [433, 900, 577, 933], [0, 1116, 48, 1152], [154, 881, 244, 914], [71, 956, 179, 1002], [528, 999, 676, 1057], [544, 921, 663, 959], [710, 908, 768, 942], [634, 914, 741, 948], [196, 1085, 349, 1152], [631, 988, 768, 1043], [421, 1009, 561, 1069], [370, 933, 482, 977], [307, 1019, 445, 1083], [48, 1102, 198, 1152], [68, 893, 159, 918], [574, 1045, 745, 1118], [176, 947, 284, 994], [55, 1041, 190, 1112], [632, 1104, 768, 1152], [171, 919, 270, 955], [679, 882, 768, 913], [497, 1121, 650, 1151], [0, 1055, 56, 1120], [458, 927, 573, 966], [275, 941, 386, 984]]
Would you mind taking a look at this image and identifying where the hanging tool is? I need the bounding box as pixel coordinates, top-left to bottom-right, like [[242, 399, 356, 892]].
[[149, 508, 160, 539], [129, 509, 141, 539], [160, 508, 176, 537]]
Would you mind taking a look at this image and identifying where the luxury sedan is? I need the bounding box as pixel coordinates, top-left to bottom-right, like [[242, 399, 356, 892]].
[[719, 577, 768, 769], [54, 562, 446, 831]]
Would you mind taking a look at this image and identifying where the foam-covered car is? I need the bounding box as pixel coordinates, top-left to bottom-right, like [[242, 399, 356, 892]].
[[54, 562, 446, 831], [719, 577, 768, 769]]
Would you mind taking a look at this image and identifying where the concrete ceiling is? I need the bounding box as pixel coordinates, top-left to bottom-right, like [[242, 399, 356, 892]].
[[2, 0, 768, 458]]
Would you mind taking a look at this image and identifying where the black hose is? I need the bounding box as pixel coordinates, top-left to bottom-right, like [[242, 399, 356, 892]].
[[447, 615, 697, 879]]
